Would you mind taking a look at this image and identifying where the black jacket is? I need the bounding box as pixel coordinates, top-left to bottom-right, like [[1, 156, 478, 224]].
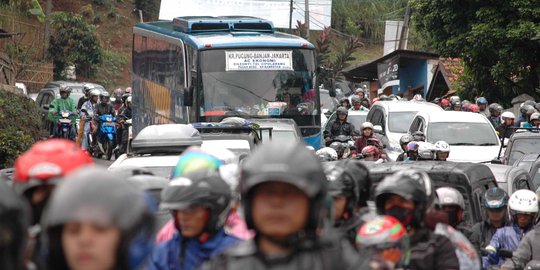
[[324, 120, 356, 140], [119, 106, 132, 119], [496, 124, 515, 139], [95, 103, 115, 117], [409, 227, 460, 270], [77, 96, 88, 110], [469, 220, 509, 253], [200, 235, 370, 270]]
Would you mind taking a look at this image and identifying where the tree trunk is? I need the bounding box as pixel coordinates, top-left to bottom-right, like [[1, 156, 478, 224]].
[[43, 0, 53, 55]]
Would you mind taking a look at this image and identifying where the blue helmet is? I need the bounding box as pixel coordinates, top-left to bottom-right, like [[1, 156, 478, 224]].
[[483, 187, 508, 209], [476, 97, 488, 105]]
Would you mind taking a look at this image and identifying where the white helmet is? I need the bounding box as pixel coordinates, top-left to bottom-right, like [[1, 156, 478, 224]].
[[361, 122, 374, 130], [501, 111, 515, 121], [508, 189, 538, 216], [126, 96, 132, 104], [316, 147, 338, 162], [418, 142, 435, 160], [88, 89, 101, 97], [436, 187, 465, 209], [434, 141, 450, 153]]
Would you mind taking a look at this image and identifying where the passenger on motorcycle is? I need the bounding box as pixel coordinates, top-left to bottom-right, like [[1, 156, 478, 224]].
[[356, 216, 410, 270], [350, 95, 367, 111], [496, 112, 516, 139], [323, 107, 357, 146], [0, 180, 28, 270], [441, 99, 451, 110], [340, 97, 351, 109], [42, 168, 155, 270], [48, 86, 77, 140], [355, 122, 385, 158], [361, 98, 371, 109], [484, 189, 538, 269], [488, 103, 503, 128], [200, 141, 368, 270], [436, 187, 470, 236], [470, 188, 510, 253], [112, 88, 123, 114], [396, 134, 414, 161], [452, 100, 462, 111], [148, 170, 240, 270], [76, 83, 95, 111], [434, 140, 451, 161], [375, 170, 459, 270], [80, 89, 100, 150]]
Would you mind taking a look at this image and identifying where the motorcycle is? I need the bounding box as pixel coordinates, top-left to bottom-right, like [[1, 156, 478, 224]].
[[114, 114, 131, 159], [328, 135, 356, 159], [55, 110, 76, 140], [89, 114, 117, 160]]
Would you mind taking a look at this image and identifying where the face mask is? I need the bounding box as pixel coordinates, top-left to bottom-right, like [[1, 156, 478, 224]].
[[385, 206, 414, 228], [445, 209, 460, 228]]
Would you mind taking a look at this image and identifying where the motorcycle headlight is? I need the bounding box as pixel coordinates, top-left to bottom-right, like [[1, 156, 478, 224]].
[[106, 117, 112, 122], [61, 112, 69, 117]]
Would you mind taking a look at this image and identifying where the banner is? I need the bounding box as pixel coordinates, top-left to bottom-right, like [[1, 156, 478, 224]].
[[225, 51, 293, 71], [159, 0, 331, 30]]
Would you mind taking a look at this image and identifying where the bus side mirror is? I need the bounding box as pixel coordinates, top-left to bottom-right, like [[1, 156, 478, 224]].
[[183, 85, 193, 106]]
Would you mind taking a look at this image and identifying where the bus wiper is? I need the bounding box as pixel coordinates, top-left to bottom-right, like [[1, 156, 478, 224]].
[[452, 143, 475, 146]]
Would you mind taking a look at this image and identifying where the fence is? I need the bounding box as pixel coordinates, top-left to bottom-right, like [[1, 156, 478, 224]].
[[0, 11, 46, 59]]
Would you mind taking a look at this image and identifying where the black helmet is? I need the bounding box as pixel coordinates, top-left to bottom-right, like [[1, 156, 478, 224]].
[[324, 159, 370, 209], [240, 141, 327, 233], [0, 181, 28, 270], [399, 134, 414, 150], [329, 141, 345, 158], [412, 131, 425, 142], [43, 168, 155, 270], [483, 187, 508, 209], [375, 170, 430, 229], [340, 97, 350, 104], [521, 104, 535, 115], [161, 170, 232, 234], [336, 106, 348, 115], [488, 103, 503, 114]]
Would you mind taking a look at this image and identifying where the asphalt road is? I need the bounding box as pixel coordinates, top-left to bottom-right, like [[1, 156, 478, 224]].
[[93, 158, 114, 168]]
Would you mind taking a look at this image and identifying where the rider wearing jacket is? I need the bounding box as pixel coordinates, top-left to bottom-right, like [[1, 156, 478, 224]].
[[148, 170, 240, 270], [355, 122, 385, 159], [470, 187, 510, 253], [200, 141, 368, 270], [324, 107, 356, 146], [80, 89, 100, 150], [48, 86, 77, 139], [484, 189, 538, 269], [501, 224, 540, 269], [375, 170, 459, 270]]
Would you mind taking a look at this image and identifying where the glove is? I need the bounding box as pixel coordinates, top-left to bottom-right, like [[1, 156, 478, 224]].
[[486, 247, 499, 265]]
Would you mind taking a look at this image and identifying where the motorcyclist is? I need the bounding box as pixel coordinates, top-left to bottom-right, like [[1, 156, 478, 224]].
[[349, 95, 367, 111], [119, 95, 132, 119], [476, 97, 490, 117], [361, 98, 371, 109], [470, 188, 510, 253], [361, 145, 383, 163], [417, 141, 436, 160], [340, 97, 351, 109], [405, 141, 420, 161], [516, 102, 536, 128], [0, 180, 29, 270], [484, 189, 538, 269], [148, 170, 240, 270], [441, 99, 451, 110], [323, 107, 357, 146], [529, 112, 540, 128], [200, 141, 368, 270], [374, 170, 460, 270], [76, 83, 94, 111], [95, 91, 115, 117], [116, 96, 132, 156], [436, 187, 470, 237], [488, 103, 503, 127], [496, 112, 516, 139], [434, 140, 451, 161], [42, 167, 155, 270], [112, 88, 124, 114], [501, 214, 540, 269], [396, 134, 414, 161], [80, 89, 100, 151], [48, 85, 77, 140], [356, 215, 410, 270], [451, 100, 462, 111], [355, 122, 385, 158]]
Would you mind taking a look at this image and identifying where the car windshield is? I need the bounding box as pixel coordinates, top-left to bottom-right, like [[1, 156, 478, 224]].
[[260, 130, 298, 144], [348, 114, 368, 130], [388, 111, 417, 133], [200, 49, 318, 123], [320, 91, 336, 112], [427, 122, 499, 145], [508, 139, 540, 165]]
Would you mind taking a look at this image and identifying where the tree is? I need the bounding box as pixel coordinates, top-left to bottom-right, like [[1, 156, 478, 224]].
[[47, 12, 103, 79], [411, 0, 540, 104]]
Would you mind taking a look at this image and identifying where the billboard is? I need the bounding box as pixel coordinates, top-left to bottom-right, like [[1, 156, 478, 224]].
[[159, 0, 331, 30]]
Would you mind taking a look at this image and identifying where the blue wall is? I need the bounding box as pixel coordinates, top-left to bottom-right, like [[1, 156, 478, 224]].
[[394, 59, 428, 97]]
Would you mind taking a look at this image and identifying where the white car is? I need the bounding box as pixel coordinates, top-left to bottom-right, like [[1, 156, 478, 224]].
[[409, 111, 501, 163], [367, 100, 443, 160]]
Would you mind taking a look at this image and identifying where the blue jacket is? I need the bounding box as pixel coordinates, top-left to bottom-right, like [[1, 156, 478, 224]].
[[483, 222, 533, 269], [148, 229, 240, 270]]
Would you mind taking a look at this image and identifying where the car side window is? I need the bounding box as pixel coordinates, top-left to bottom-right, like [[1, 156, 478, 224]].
[[515, 177, 531, 190], [371, 109, 383, 126], [418, 118, 425, 131], [43, 93, 53, 106]]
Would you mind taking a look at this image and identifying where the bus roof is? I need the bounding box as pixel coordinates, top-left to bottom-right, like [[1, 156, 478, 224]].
[[134, 20, 315, 50]]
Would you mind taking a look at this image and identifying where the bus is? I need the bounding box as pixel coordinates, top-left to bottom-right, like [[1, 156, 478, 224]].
[[132, 16, 321, 148]]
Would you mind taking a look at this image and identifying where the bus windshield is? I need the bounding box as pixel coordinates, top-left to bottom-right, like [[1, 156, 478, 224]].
[[199, 49, 317, 121]]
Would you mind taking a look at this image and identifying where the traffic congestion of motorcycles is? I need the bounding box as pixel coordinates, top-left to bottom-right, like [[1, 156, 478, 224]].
[[4, 80, 540, 270]]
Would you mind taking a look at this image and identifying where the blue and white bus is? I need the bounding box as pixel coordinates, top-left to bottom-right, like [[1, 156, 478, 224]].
[[132, 16, 321, 148]]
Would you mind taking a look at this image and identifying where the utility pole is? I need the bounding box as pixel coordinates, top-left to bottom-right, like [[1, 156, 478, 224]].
[[304, 0, 310, 39], [43, 0, 53, 54], [398, 5, 411, 50], [289, 0, 293, 29]]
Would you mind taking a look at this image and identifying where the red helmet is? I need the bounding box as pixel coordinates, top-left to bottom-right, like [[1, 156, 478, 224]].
[[14, 139, 93, 195], [372, 97, 380, 103], [361, 145, 380, 160], [441, 99, 450, 106], [468, 104, 480, 113]]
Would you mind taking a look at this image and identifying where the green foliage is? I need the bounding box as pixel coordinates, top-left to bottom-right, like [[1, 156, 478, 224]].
[[95, 50, 128, 89], [134, 0, 159, 21], [107, 6, 116, 18], [93, 14, 102, 24], [411, 0, 540, 103], [80, 4, 94, 19], [29, 0, 45, 23], [0, 89, 42, 169], [48, 12, 103, 79]]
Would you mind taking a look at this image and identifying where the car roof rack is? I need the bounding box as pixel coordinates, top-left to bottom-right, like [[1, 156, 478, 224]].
[[172, 16, 275, 34], [131, 124, 202, 155]]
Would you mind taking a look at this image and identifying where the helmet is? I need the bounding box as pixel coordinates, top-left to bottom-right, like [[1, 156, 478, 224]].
[[356, 215, 410, 267], [468, 104, 480, 113], [520, 104, 534, 115], [171, 147, 224, 178], [418, 142, 435, 160], [240, 141, 327, 233], [412, 131, 425, 141], [126, 96, 132, 104], [88, 89, 101, 98], [452, 100, 462, 108], [82, 83, 95, 95], [59, 85, 72, 93], [400, 134, 414, 150], [489, 103, 503, 114], [530, 112, 540, 122], [375, 170, 431, 229], [361, 122, 374, 131], [324, 161, 360, 217], [0, 180, 29, 269], [336, 106, 348, 115], [434, 141, 450, 153], [441, 99, 450, 106], [483, 187, 508, 209], [329, 142, 345, 158], [100, 91, 111, 100], [161, 170, 232, 234], [501, 111, 515, 121], [361, 145, 380, 160], [13, 139, 93, 196], [355, 88, 365, 94], [367, 137, 382, 149], [113, 88, 123, 99], [316, 147, 338, 162], [522, 100, 536, 108], [436, 187, 465, 210], [351, 95, 361, 104], [476, 97, 488, 105], [413, 94, 424, 101], [407, 141, 419, 152], [508, 189, 538, 216], [43, 168, 155, 270], [449, 96, 461, 104], [125, 87, 132, 94], [340, 97, 350, 105]]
